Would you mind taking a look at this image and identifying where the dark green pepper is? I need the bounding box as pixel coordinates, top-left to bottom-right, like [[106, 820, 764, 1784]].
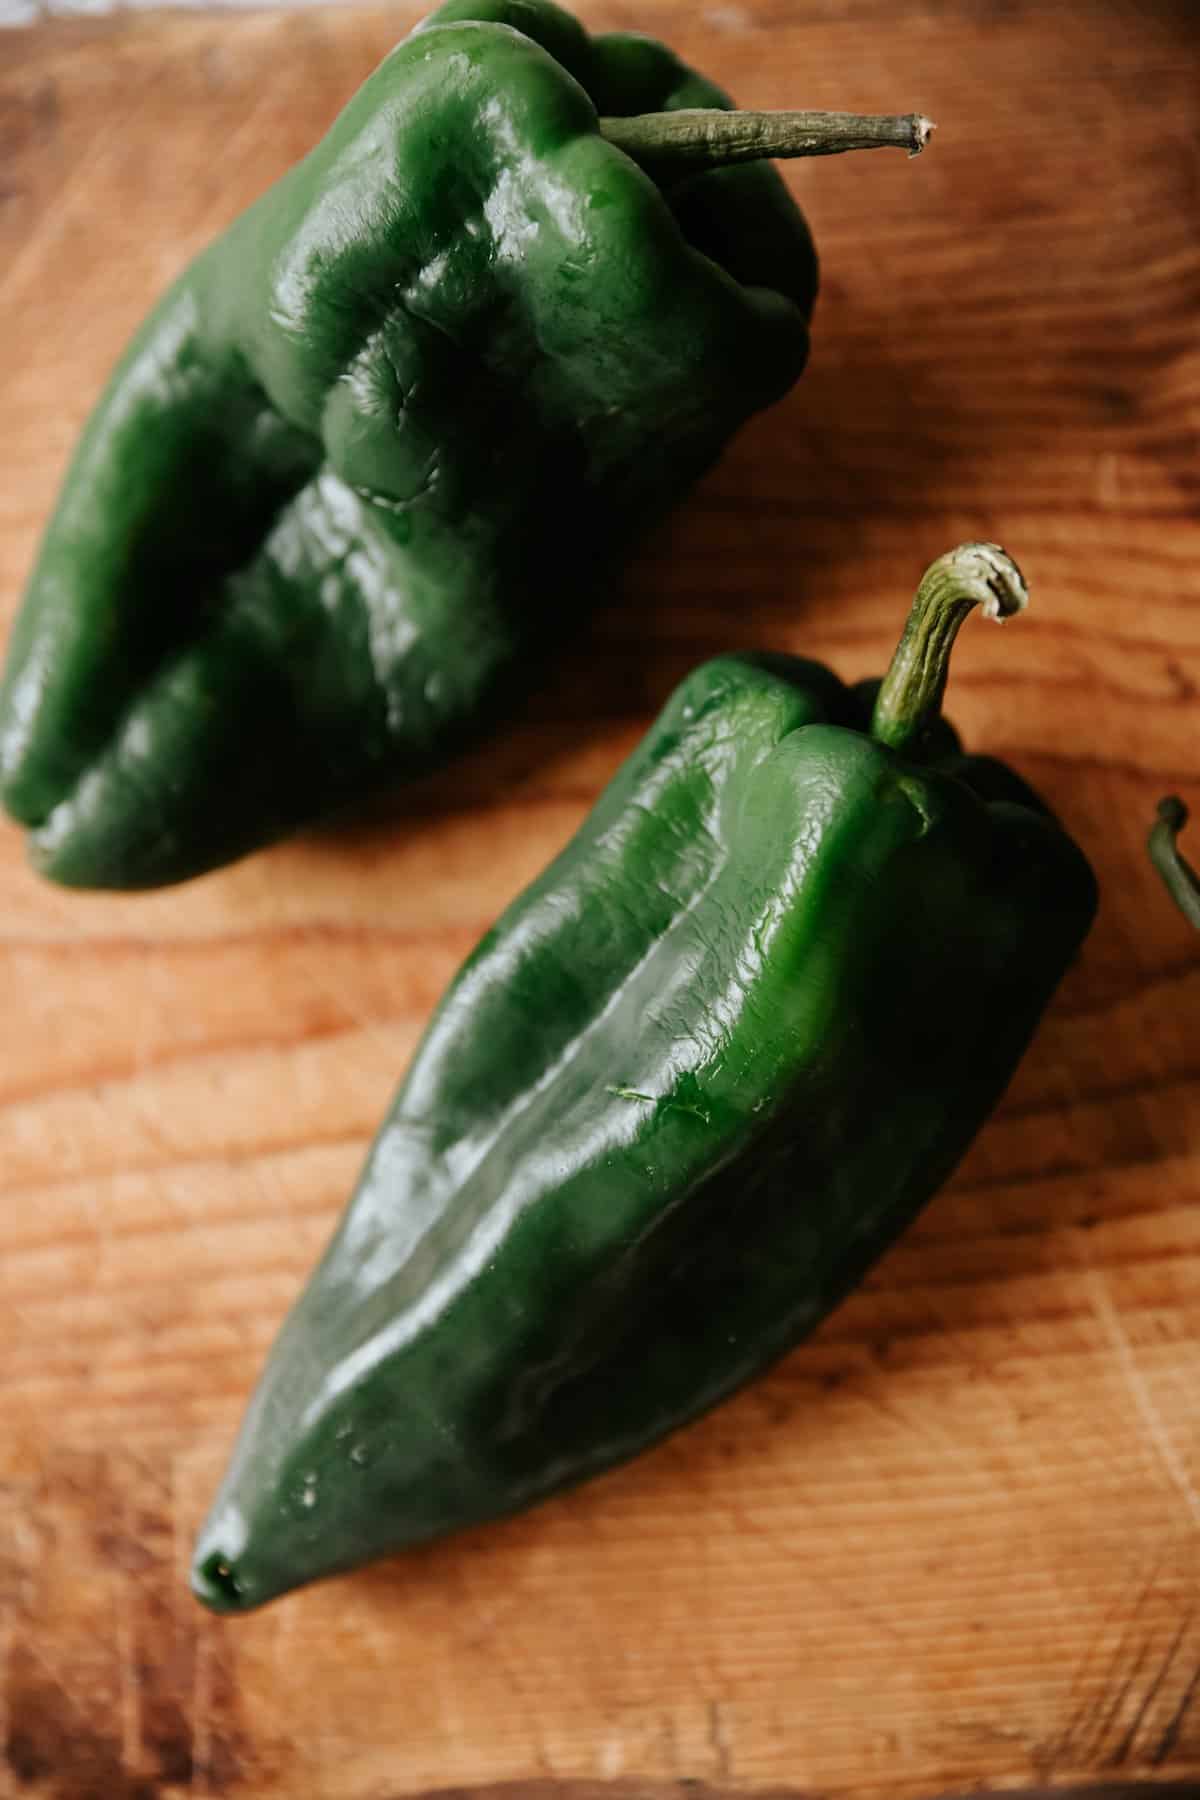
[[0, 0, 927, 890], [190, 543, 1097, 1613], [1149, 798, 1200, 928]]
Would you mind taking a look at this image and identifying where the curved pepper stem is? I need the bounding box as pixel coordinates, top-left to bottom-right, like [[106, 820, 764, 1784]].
[[600, 108, 935, 176], [870, 543, 1028, 757], [1149, 796, 1200, 929]]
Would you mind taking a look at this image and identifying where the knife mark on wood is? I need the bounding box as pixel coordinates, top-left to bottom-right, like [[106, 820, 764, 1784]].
[[1152, 1658, 1200, 1768], [1, 1449, 268, 1796], [1110, 1614, 1193, 1767]]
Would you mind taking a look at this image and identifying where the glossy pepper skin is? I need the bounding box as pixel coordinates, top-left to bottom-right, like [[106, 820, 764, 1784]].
[[0, 0, 818, 890], [191, 545, 1097, 1614]]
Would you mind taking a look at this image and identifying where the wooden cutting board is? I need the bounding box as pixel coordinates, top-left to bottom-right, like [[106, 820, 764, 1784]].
[[2, 2, 1198, 1795]]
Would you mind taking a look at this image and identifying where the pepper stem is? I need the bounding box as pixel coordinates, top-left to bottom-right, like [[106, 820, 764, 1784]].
[[600, 109, 935, 176], [870, 543, 1029, 757], [1149, 796, 1200, 929]]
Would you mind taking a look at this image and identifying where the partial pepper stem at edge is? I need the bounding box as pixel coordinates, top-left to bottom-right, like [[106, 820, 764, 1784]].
[[1149, 797, 1200, 929], [600, 109, 935, 176], [870, 543, 1029, 759]]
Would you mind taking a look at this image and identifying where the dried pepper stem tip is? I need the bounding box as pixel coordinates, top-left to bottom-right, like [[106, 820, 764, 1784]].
[[601, 109, 936, 176], [870, 543, 1028, 757], [1149, 796, 1200, 929]]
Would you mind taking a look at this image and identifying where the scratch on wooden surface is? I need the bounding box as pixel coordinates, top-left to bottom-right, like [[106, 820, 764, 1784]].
[[0, 77, 140, 299], [598, 1731, 625, 1777], [707, 1699, 734, 1781], [1084, 1264, 1200, 1531], [190, 1617, 214, 1798], [1152, 1656, 1200, 1766], [114, 1571, 140, 1777], [295, 932, 411, 1068], [60, 1124, 106, 1284], [703, 4, 752, 32], [3, 1630, 117, 1787], [1067, 1591, 1158, 1769], [202, 75, 295, 188], [729, 1496, 909, 1648], [861, 1277, 1027, 1450], [848, 1349, 978, 1472], [1110, 1613, 1193, 1767]]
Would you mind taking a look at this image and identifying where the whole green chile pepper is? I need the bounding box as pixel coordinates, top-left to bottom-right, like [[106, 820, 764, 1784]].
[[191, 543, 1097, 1613], [0, 0, 927, 890], [1149, 797, 1200, 928]]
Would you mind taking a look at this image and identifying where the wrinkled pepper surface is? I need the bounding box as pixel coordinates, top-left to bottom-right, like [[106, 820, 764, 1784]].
[[0, 0, 841, 889], [191, 543, 1097, 1613]]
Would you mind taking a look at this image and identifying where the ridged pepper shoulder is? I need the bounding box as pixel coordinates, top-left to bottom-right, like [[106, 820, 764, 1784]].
[[191, 545, 1097, 1613], [0, 0, 816, 888]]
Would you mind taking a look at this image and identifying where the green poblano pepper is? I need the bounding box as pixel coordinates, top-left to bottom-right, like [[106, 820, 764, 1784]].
[[191, 543, 1097, 1614], [0, 0, 928, 890]]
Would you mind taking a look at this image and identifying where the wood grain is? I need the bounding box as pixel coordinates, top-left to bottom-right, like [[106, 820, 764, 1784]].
[[1, 1, 1199, 1796]]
